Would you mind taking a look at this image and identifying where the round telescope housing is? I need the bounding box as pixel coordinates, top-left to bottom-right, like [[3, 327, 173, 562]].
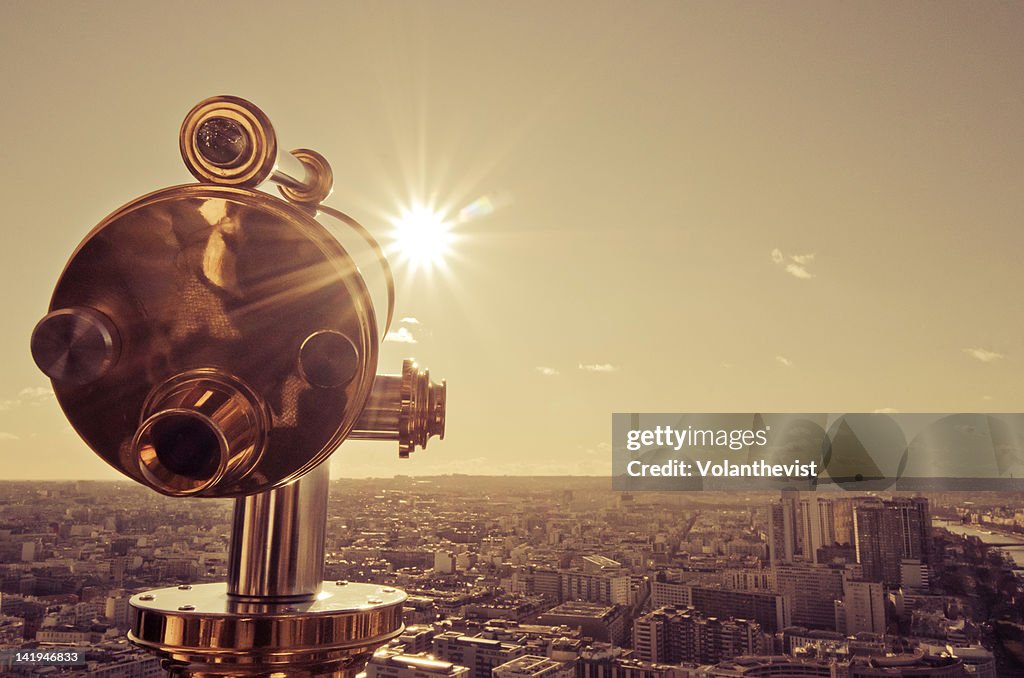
[[31, 96, 446, 498]]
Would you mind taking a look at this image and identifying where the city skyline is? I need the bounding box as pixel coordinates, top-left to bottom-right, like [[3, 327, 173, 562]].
[[1, 480, 1022, 674]]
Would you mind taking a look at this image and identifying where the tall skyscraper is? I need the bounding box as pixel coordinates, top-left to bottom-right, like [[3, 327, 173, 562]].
[[816, 498, 836, 549], [768, 501, 794, 565], [853, 499, 903, 586], [890, 496, 932, 564], [852, 496, 932, 587], [769, 491, 824, 564]]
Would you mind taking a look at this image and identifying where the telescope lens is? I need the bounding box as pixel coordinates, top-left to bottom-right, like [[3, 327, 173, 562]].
[[149, 414, 222, 480], [196, 117, 250, 167]]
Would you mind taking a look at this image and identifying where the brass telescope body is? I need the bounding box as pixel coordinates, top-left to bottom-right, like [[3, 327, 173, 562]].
[[30, 96, 447, 676]]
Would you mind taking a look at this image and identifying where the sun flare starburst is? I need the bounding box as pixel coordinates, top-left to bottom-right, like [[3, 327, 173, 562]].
[[388, 204, 454, 273]]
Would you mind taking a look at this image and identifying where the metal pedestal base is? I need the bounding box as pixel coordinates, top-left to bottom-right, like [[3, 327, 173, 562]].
[[128, 582, 406, 677]]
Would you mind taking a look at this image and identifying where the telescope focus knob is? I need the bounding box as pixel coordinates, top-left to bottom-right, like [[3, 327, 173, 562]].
[[31, 307, 120, 385]]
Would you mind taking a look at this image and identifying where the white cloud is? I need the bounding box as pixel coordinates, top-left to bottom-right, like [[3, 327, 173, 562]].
[[400, 317, 420, 325], [0, 386, 55, 411], [784, 263, 814, 279], [775, 356, 793, 368], [772, 248, 816, 278], [384, 327, 417, 344], [0, 432, 19, 440], [536, 367, 560, 377], [963, 347, 1003, 363], [578, 363, 618, 373], [873, 408, 900, 413], [19, 387, 54, 399]]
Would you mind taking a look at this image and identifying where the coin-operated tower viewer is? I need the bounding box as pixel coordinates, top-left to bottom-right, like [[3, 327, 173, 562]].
[[30, 96, 447, 677]]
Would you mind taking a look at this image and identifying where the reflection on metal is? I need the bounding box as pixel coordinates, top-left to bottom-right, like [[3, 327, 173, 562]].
[[31, 95, 448, 676], [228, 462, 330, 601], [32, 183, 379, 497], [134, 368, 269, 497], [129, 580, 406, 677], [354, 359, 447, 458], [30, 306, 121, 385]]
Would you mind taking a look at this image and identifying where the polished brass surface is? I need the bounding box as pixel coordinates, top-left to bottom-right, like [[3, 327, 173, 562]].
[[44, 183, 378, 497], [228, 462, 329, 600], [129, 581, 405, 677], [134, 369, 269, 496], [352, 360, 446, 457], [181, 96, 335, 210], [30, 306, 121, 385], [299, 331, 360, 390], [279, 149, 334, 206], [181, 97, 279, 187]]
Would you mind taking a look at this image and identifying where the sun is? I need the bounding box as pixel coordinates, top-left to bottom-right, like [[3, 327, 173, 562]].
[[388, 204, 454, 272]]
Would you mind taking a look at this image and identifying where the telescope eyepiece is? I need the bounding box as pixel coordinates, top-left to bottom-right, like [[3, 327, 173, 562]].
[[133, 369, 268, 497], [137, 411, 226, 494], [196, 117, 250, 168]]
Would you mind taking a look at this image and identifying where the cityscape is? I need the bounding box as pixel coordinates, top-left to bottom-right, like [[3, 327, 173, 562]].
[[1, 477, 1023, 677]]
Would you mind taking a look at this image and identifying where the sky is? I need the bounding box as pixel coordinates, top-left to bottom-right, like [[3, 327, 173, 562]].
[[1, 1, 1022, 481]]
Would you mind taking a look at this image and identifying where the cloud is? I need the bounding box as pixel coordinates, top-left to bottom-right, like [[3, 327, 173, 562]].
[[578, 363, 618, 373], [384, 327, 417, 344], [0, 386, 55, 411], [536, 367, 560, 377], [983, 395, 993, 401], [963, 348, 1003, 363], [0, 432, 19, 440], [400, 317, 420, 325], [784, 263, 814, 279], [775, 356, 793, 368], [19, 387, 54, 399], [771, 248, 816, 278], [873, 408, 900, 413]]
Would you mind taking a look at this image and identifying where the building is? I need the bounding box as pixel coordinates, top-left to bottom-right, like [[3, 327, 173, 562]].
[[367, 648, 471, 678], [769, 490, 827, 566], [689, 586, 790, 633], [82, 648, 165, 678], [431, 632, 526, 678], [705, 655, 839, 677], [435, 551, 457, 574], [0, 613, 24, 646], [774, 564, 847, 631], [398, 625, 437, 654], [633, 607, 763, 665], [492, 654, 575, 678], [560, 571, 632, 606], [853, 497, 932, 588], [841, 579, 886, 635], [853, 500, 904, 587], [105, 592, 131, 628], [535, 601, 630, 645], [651, 581, 692, 609], [578, 645, 704, 678]]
